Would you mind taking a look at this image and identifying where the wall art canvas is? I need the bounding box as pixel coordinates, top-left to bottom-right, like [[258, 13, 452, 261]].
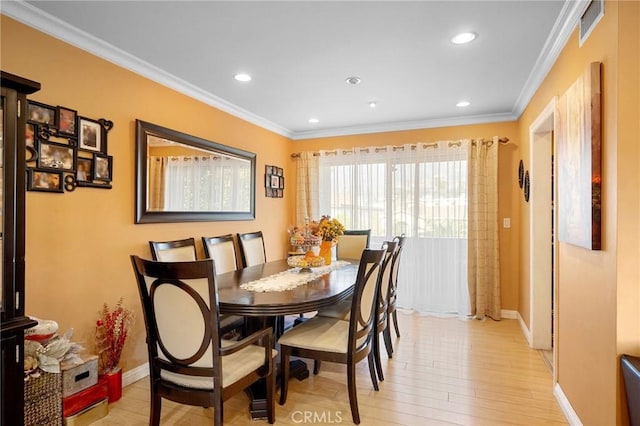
[[557, 62, 602, 250]]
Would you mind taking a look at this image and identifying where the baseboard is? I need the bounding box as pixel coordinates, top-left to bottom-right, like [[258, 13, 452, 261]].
[[122, 362, 149, 387], [554, 383, 583, 425], [517, 310, 533, 346], [501, 309, 518, 319]]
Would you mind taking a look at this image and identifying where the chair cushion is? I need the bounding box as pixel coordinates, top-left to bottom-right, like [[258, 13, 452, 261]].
[[160, 340, 276, 389], [278, 316, 349, 353], [316, 298, 351, 320]]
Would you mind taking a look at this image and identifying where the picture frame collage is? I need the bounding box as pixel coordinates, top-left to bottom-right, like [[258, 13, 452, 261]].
[[265, 165, 284, 198], [25, 100, 114, 193]]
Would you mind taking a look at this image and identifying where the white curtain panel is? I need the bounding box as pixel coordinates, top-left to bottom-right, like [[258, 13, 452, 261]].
[[163, 156, 251, 211], [318, 142, 471, 315]]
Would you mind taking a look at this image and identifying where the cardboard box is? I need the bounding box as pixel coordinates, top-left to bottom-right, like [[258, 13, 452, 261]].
[[60, 354, 98, 398], [62, 378, 109, 418], [63, 398, 108, 426]]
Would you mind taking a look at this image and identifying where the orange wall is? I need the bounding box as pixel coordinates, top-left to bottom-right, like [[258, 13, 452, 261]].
[[1, 16, 293, 372], [517, 1, 639, 424], [292, 122, 522, 312]]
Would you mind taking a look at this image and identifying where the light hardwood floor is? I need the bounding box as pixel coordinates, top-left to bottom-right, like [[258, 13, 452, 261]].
[[92, 313, 567, 425]]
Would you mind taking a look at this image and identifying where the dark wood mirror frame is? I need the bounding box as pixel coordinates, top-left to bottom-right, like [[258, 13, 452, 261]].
[[135, 119, 256, 223]]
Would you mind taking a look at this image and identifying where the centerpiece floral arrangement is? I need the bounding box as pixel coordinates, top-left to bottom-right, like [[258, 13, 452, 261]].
[[314, 215, 345, 242], [95, 297, 134, 374]]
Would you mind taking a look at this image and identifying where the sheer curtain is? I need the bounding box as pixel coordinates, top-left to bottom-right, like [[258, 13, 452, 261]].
[[317, 142, 471, 315], [163, 155, 251, 211]]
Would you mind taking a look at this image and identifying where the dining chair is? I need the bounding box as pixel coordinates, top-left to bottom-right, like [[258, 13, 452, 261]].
[[277, 247, 386, 424], [315, 241, 397, 382], [149, 237, 198, 262], [384, 234, 407, 358], [130, 256, 275, 426], [201, 234, 247, 336], [336, 229, 371, 260], [237, 231, 267, 267], [202, 234, 239, 275], [150, 237, 244, 336]]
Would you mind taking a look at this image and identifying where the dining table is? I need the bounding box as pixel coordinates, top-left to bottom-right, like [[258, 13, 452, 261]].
[[215, 258, 359, 419]]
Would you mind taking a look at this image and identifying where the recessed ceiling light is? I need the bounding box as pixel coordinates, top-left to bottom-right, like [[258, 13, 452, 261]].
[[369, 101, 377, 108], [456, 101, 471, 107], [451, 32, 476, 45], [234, 73, 251, 82], [345, 76, 361, 85], [308, 118, 319, 124]]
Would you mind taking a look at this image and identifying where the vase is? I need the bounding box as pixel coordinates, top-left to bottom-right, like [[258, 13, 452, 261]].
[[319, 240, 333, 266], [99, 367, 122, 403]]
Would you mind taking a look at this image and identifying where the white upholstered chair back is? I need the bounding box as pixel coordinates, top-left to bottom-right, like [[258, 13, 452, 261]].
[[149, 238, 197, 262], [237, 232, 266, 267], [202, 235, 239, 275], [336, 230, 371, 260]]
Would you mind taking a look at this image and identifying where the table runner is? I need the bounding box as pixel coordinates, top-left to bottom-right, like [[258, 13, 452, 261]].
[[239, 261, 351, 292]]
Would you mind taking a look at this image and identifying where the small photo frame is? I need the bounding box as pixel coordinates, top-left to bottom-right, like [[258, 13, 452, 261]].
[[266, 165, 273, 175], [76, 157, 93, 183], [275, 167, 283, 177], [93, 154, 112, 181], [25, 122, 36, 148], [27, 101, 56, 126], [270, 175, 280, 189], [38, 141, 75, 172], [79, 117, 104, 153], [27, 168, 63, 193], [279, 176, 284, 189], [57, 106, 77, 137]]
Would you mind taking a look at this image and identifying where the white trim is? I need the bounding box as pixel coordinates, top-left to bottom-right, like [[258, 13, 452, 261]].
[[1, 0, 584, 141], [0, 1, 293, 139], [500, 309, 518, 320], [291, 112, 517, 140], [517, 310, 533, 346], [512, 0, 589, 118], [528, 98, 556, 350], [554, 383, 583, 425], [122, 363, 149, 388]]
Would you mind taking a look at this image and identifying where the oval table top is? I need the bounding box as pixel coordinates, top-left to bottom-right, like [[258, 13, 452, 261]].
[[216, 259, 358, 316]]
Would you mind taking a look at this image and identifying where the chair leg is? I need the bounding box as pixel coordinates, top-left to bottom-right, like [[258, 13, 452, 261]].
[[367, 351, 379, 391], [313, 360, 321, 375], [383, 326, 394, 358], [266, 360, 275, 424], [150, 390, 161, 426], [347, 362, 361, 424], [214, 401, 223, 426], [279, 349, 290, 405], [392, 310, 401, 338], [373, 332, 384, 382]]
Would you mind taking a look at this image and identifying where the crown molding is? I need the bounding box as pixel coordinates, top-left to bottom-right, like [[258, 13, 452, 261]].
[[511, 0, 590, 117], [3, 0, 581, 141], [1, 0, 293, 138], [291, 112, 517, 140]]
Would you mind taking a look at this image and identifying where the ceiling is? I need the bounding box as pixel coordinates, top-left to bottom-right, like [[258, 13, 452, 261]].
[[4, 1, 584, 140]]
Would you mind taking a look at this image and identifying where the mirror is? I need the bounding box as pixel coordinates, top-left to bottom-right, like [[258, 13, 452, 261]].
[[135, 120, 256, 223]]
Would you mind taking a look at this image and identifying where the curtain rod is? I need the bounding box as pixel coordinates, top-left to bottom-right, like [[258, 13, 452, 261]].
[[290, 137, 509, 158]]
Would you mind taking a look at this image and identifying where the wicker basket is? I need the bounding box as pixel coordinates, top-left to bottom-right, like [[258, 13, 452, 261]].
[[24, 372, 62, 426]]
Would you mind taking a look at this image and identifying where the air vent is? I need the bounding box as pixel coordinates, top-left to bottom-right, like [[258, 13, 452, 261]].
[[579, 0, 604, 46]]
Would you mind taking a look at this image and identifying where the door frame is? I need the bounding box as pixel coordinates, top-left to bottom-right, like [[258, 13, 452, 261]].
[[528, 98, 557, 359]]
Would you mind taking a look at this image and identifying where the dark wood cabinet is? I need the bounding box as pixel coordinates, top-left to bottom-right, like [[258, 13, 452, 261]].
[[1, 71, 40, 426]]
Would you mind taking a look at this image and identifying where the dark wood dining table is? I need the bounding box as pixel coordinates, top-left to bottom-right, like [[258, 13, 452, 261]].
[[216, 259, 358, 316], [215, 259, 359, 419]]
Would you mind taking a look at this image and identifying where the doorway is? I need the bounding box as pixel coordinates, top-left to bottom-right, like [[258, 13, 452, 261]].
[[528, 99, 557, 374]]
